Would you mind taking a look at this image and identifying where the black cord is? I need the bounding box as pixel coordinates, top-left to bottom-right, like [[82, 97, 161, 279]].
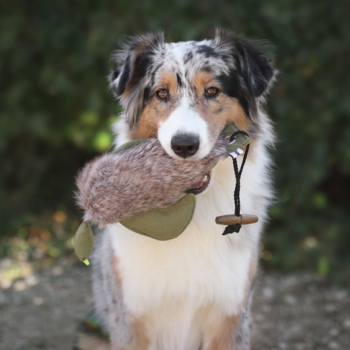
[[222, 130, 250, 235]]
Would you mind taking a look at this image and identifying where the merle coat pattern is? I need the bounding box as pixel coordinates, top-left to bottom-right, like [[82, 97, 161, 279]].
[[75, 28, 276, 350]]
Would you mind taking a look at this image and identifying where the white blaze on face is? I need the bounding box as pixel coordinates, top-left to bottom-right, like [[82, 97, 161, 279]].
[[157, 98, 211, 160]]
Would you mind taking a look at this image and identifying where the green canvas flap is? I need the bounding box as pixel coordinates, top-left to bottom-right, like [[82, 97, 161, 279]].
[[120, 193, 196, 241], [73, 222, 94, 264]]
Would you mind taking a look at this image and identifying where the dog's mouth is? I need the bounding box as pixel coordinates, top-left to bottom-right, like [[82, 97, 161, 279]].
[[186, 172, 211, 195]]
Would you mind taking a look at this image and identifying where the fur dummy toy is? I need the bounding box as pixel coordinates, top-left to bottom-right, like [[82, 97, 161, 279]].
[[73, 122, 257, 264], [76, 137, 227, 226]]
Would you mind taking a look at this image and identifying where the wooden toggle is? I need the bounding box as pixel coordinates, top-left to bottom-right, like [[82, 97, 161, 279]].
[[215, 214, 258, 226]]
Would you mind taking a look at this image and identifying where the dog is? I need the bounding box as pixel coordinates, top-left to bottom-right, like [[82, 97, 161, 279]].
[[76, 28, 276, 350]]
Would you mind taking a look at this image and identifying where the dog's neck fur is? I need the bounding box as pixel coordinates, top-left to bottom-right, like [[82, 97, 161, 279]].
[[89, 112, 273, 350], [87, 30, 276, 350]]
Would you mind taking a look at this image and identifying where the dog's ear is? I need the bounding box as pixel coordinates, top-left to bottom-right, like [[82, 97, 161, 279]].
[[215, 28, 276, 97], [109, 32, 164, 97], [235, 37, 276, 97]]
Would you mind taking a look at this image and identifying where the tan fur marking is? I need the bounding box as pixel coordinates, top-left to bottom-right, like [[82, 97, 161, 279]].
[[157, 71, 178, 94], [77, 333, 110, 350], [206, 314, 240, 350], [130, 316, 150, 350], [122, 41, 151, 97], [193, 71, 248, 138], [194, 71, 214, 94], [112, 255, 123, 287], [222, 98, 248, 131], [134, 72, 178, 139], [204, 255, 256, 350], [113, 256, 150, 349], [134, 105, 160, 138], [206, 255, 256, 350], [135, 70, 250, 140]]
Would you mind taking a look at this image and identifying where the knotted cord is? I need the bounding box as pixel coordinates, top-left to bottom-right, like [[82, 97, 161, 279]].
[[222, 130, 250, 235]]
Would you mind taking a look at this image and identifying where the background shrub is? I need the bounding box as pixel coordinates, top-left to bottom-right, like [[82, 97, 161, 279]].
[[1, 0, 349, 279]]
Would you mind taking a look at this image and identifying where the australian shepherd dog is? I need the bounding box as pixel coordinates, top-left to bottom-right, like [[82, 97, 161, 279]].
[[76, 28, 276, 350]]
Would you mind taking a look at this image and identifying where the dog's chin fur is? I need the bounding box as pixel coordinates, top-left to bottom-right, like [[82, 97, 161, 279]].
[[78, 29, 276, 350]]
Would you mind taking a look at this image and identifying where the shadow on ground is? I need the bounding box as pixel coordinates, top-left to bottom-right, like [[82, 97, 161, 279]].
[[0, 258, 349, 350]]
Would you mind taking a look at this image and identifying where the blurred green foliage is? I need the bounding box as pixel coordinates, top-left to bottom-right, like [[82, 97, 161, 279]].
[[1, 0, 349, 279]]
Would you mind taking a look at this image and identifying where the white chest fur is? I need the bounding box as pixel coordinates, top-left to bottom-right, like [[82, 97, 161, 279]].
[[106, 148, 270, 347]]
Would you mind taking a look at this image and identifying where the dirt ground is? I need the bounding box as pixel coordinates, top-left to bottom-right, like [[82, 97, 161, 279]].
[[0, 258, 349, 350]]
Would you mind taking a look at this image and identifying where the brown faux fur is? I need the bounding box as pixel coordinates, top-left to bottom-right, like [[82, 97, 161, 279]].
[[76, 137, 228, 226]]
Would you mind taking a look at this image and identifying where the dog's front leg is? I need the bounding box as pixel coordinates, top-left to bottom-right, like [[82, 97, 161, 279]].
[[110, 317, 150, 350], [203, 313, 240, 350]]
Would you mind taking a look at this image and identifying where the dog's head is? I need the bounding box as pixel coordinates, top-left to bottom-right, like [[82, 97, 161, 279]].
[[110, 29, 276, 161]]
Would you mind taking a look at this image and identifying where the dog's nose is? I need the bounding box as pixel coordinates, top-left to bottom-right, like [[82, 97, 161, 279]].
[[171, 134, 200, 158]]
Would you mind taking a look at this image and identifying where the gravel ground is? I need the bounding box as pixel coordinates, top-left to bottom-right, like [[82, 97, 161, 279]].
[[0, 258, 349, 350]]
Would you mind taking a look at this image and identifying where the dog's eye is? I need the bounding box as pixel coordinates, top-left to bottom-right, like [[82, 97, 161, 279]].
[[156, 89, 169, 99], [205, 87, 219, 97]]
